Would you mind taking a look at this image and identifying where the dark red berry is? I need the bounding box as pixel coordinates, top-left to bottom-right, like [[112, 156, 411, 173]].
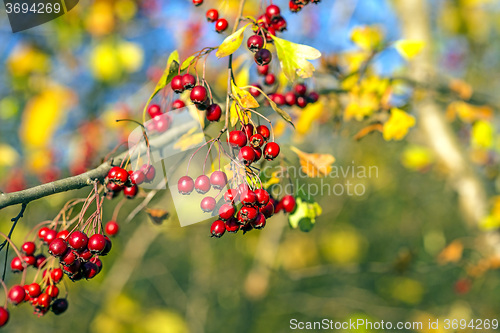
[[281, 195, 296, 213], [206, 8, 219, 22], [83, 262, 99, 279], [289, 1, 302, 12], [192, 0, 203, 6], [249, 84, 262, 97], [225, 217, 240, 233], [264, 73, 276, 85], [242, 123, 254, 138], [0, 308, 9, 327], [285, 92, 297, 106], [294, 83, 307, 95], [178, 176, 194, 195], [263, 142, 280, 160], [210, 171, 228, 189], [78, 248, 93, 261], [111, 167, 129, 185], [195, 175, 211, 194], [251, 213, 267, 229], [90, 257, 103, 273], [255, 49, 272, 66], [130, 170, 145, 185], [215, 18, 228, 33], [21, 242, 36, 256], [60, 250, 77, 266], [123, 184, 138, 199], [237, 206, 258, 224], [201, 197, 216, 212], [266, 4, 281, 20], [182, 73, 196, 90], [265, 27, 276, 43], [190, 85, 208, 104], [229, 130, 247, 147], [219, 203, 236, 220], [147, 104, 162, 118], [171, 75, 184, 93], [270, 93, 285, 106], [260, 201, 274, 218], [254, 189, 270, 206], [105, 221, 119, 236], [247, 35, 265, 53], [257, 64, 269, 76], [142, 164, 156, 182], [224, 189, 239, 203], [68, 231, 88, 251], [100, 236, 112, 256], [51, 298, 68, 315], [34, 254, 46, 268], [206, 103, 222, 121], [249, 134, 265, 147], [172, 99, 186, 110], [48, 238, 68, 257], [51, 268, 64, 283], [106, 181, 123, 193], [252, 147, 262, 161], [256, 125, 270, 141], [272, 17, 287, 32], [296, 96, 308, 108], [308, 91, 320, 103], [210, 220, 226, 238], [88, 234, 107, 253], [238, 146, 256, 166]]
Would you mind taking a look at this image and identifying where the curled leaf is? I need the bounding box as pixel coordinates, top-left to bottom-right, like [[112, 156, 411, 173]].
[[290, 146, 335, 177], [216, 24, 251, 58], [145, 208, 170, 225], [232, 81, 259, 109], [271, 35, 321, 81]]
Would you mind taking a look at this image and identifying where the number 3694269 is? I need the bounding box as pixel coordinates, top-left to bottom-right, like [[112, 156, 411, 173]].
[[444, 319, 498, 330], [5, 2, 61, 14]]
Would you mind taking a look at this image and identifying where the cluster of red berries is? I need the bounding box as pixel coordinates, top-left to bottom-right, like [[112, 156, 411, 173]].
[[289, 0, 321, 12], [1, 220, 120, 327], [192, 0, 229, 33], [145, 104, 173, 133], [170, 73, 222, 121], [177, 170, 228, 213], [105, 165, 156, 199], [228, 123, 279, 165]]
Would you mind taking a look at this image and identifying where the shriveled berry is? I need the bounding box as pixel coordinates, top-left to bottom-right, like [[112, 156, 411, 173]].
[[210, 220, 226, 238], [201, 197, 216, 213], [255, 49, 272, 66], [195, 175, 211, 194], [178, 176, 194, 195], [210, 171, 228, 189], [206, 104, 222, 121]]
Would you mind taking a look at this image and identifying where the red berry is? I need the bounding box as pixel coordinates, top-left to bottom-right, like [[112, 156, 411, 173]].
[[206, 8, 219, 22], [8, 285, 25, 305], [172, 99, 186, 110], [178, 176, 194, 195], [48, 238, 68, 257], [308, 91, 320, 103], [260, 201, 274, 218], [210, 220, 226, 238], [264, 73, 276, 86], [60, 250, 77, 266], [272, 17, 287, 32], [43, 229, 57, 244], [252, 147, 262, 161], [255, 49, 272, 66], [256, 125, 270, 141], [257, 14, 271, 28], [90, 257, 103, 273], [249, 84, 262, 97], [206, 103, 222, 121], [182, 73, 196, 90], [192, 0, 203, 6], [247, 35, 265, 53], [47, 285, 59, 298], [263, 142, 280, 160], [105, 221, 119, 236], [242, 123, 254, 138], [38, 227, 50, 240], [51, 298, 68, 315], [51, 268, 64, 283], [100, 236, 112, 256], [241, 190, 257, 206], [289, 1, 302, 12], [34, 254, 46, 268], [296, 96, 308, 108], [107, 166, 120, 180], [229, 130, 247, 147], [190, 85, 208, 104], [88, 234, 107, 253], [106, 181, 123, 193], [83, 262, 99, 279], [294, 83, 307, 95], [78, 248, 93, 261], [56, 230, 69, 239], [249, 134, 265, 147], [285, 92, 297, 106], [23, 255, 35, 266], [224, 189, 239, 203], [195, 175, 211, 194], [257, 64, 269, 76], [10, 257, 23, 272], [265, 26, 276, 43], [68, 231, 88, 251], [238, 146, 256, 166], [215, 18, 229, 33], [238, 183, 250, 196], [111, 167, 129, 185], [237, 206, 258, 224], [210, 171, 228, 189], [147, 104, 162, 118], [219, 203, 236, 220], [251, 213, 267, 229], [153, 115, 170, 133], [254, 189, 270, 206], [281, 195, 296, 213], [141, 164, 156, 182], [225, 217, 240, 233], [266, 4, 281, 20], [38, 293, 51, 308], [171, 75, 184, 93], [130, 170, 145, 185], [270, 93, 285, 106], [123, 184, 139, 199], [27, 283, 41, 297], [201, 197, 216, 213], [21, 241, 36, 256], [0, 308, 9, 327]]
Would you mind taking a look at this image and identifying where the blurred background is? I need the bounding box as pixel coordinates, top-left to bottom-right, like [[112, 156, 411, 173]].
[[1, 0, 500, 332]]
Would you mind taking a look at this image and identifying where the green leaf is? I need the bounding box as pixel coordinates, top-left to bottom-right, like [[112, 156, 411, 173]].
[[143, 50, 180, 122], [181, 56, 195, 71], [216, 24, 251, 58], [271, 35, 321, 82], [269, 98, 294, 128], [288, 198, 322, 231]]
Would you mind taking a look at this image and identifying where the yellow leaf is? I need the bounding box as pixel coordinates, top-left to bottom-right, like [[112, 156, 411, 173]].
[[216, 24, 251, 58], [290, 146, 335, 177], [271, 35, 321, 81], [471, 120, 493, 149], [296, 99, 324, 135], [234, 64, 250, 87], [383, 108, 415, 141], [173, 127, 205, 151], [231, 81, 259, 108], [181, 56, 195, 71], [229, 102, 239, 127], [351, 26, 383, 51], [394, 40, 425, 60], [401, 145, 434, 172]]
